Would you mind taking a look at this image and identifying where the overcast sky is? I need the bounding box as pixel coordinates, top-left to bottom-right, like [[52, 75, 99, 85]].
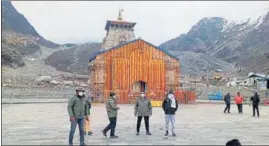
[[12, 1, 269, 45]]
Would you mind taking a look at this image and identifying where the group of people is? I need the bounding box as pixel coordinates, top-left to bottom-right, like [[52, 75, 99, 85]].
[[223, 91, 261, 117], [67, 88, 179, 146], [67, 88, 261, 145], [101, 90, 179, 138]]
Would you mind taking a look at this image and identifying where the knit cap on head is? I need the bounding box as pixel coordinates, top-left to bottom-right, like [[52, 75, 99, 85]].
[[76, 87, 85, 92]]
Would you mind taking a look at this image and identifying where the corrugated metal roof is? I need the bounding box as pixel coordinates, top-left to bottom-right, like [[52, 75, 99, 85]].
[[248, 73, 269, 79], [89, 38, 179, 62]]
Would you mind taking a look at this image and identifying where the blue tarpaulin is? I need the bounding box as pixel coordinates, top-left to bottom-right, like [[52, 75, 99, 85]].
[[208, 91, 223, 100]]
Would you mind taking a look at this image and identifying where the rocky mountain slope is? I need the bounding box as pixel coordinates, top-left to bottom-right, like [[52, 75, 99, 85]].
[[170, 50, 232, 76], [2, 1, 59, 48], [5, 0, 267, 76], [160, 10, 269, 75], [45, 43, 101, 75], [1, 31, 40, 67], [1, 1, 77, 90], [1, 1, 59, 68]]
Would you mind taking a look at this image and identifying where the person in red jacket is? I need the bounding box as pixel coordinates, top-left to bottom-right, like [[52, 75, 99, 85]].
[[235, 92, 244, 114]]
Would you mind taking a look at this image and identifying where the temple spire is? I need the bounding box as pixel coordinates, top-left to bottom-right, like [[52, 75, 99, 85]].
[[117, 8, 124, 21], [101, 9, 136, 51]]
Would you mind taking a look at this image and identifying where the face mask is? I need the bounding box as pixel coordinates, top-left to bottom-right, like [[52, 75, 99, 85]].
[[113, 95, 116, 99], [141, 94, 145, 97], [78, 92, 84, 96]]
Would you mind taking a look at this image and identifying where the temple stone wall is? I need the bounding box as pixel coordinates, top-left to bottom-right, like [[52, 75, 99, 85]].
[[101, 27, 135, 51]]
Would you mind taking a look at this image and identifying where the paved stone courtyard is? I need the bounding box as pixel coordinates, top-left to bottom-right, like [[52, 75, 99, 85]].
[[2, 103, 269, 145]]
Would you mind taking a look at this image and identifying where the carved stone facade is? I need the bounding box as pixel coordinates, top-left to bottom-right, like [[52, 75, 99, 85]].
[[100, 11, 136, 51], [101, 27, 135, 51]]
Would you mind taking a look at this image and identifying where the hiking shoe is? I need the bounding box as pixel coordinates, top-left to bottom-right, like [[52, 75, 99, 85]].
[[102, 130, 107, 137], [146, 132, 152, 135], [165, 130, 168, 136], [88, 131, 93, 135], [110, 135, 118, 138], [172, 133, 176, 137]]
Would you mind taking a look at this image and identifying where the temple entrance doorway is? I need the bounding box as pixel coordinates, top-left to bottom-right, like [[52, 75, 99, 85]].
[[132, 81, 147, 92]]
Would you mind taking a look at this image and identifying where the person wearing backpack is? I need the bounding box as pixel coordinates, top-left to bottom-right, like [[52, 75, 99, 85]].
[[223, 92, 231, 113], [134, 91, 152, 136], [162, 89, 178, 137]]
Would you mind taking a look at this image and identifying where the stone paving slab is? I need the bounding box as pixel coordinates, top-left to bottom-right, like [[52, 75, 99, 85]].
[[2, 103, 269, 145]]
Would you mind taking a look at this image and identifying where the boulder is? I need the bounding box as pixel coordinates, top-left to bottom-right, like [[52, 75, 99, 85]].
[[50, 80, 60, 85], [79, 83, 88, 87], [74, 81, 80, 85], [63, 81, 73, 86], [35, 76, 52, 83]]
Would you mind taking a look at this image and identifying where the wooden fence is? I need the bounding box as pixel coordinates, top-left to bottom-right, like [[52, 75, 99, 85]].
[[99, 90, 196, 104]]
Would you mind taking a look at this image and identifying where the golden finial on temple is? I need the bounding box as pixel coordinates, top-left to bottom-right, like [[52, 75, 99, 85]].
[[117, 8, 124, 21]]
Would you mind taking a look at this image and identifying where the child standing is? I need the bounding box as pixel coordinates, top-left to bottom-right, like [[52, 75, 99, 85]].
[[84, 94, 93, 135]]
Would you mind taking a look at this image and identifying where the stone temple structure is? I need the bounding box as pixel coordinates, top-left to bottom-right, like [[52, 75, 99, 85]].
[[88, 10, 196, 104], [101, 9, 136, 51]]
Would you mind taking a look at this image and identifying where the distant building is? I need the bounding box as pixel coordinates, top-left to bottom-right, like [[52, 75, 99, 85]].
[[238, 72, 269, 90]]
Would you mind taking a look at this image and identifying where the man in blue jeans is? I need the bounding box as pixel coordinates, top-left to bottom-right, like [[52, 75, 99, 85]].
[[162, 89, 178, 137], [67, 88, 89, 146]]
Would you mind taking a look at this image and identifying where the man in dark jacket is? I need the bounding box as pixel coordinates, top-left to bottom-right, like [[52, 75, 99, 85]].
[[162, 89, 178, 137], [224, 93, 231, 113], [251, 92, 260, 117], [134, 91, 152, 136], [102, 92, 120, 138], [67, 88, 89, 146]]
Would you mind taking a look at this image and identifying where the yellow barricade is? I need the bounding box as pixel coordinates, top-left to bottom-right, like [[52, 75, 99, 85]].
[[158, 101, 162, 106], [92, 103, 101, 106], [154, 101, 157, 107], [151, 100, 162, 107]]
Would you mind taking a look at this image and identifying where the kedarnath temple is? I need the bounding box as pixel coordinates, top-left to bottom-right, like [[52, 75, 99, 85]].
[[88, 10, 195, 104]]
